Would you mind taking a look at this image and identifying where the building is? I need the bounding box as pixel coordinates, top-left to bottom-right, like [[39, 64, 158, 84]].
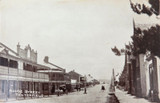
[[0, 42, 98, 101], [0, 42, 51, 101], [0, 42, 68, 101], [37, 56, 67, 94], [68, 70, 82, 84], [122, 0, 160, 101], [68, 70, 83, 90]]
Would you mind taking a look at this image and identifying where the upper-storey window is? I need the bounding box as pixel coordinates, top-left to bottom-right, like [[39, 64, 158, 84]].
[[0, 57, 18, 68], [9, 60, 18, 68], [0, 57, 8, 66], [23, 63, 34, 72]]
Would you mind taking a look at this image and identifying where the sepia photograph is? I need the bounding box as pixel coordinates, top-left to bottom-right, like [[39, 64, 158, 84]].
[[0, 0, 159, 103]]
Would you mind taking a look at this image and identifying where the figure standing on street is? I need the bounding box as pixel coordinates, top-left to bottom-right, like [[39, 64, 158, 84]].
[[57, 88, 60, 96], [101, 85, 105, 91], [84, 87, 87, 94], [65, 89, 68, 95]]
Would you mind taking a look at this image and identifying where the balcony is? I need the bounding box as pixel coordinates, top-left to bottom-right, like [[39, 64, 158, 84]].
[[0, 66, 49, 82]]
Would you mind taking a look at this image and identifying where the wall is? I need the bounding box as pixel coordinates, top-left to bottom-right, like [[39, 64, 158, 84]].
[[139, 54, 147, 97], [155, 56, 160, 99], [144, 55, 151, 98], [68, 71, 80, 83], [17, 44, 37, 63]]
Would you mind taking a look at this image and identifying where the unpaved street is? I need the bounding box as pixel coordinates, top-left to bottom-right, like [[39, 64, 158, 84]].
[[7, 84, 109, 103]]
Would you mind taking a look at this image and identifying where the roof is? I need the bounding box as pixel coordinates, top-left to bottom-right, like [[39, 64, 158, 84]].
[[0, 42, 66, 73], [37, 70, 64, 73], [130, 0, 160, 30], [68, 70, 82, 77], [86, 74, 94, 82], [0, 42, 19, 57], [38, 60, 65, 72]]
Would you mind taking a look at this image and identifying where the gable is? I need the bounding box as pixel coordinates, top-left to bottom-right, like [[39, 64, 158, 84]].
[[0, 42, 18, 57], [1, 49, 8, 54]]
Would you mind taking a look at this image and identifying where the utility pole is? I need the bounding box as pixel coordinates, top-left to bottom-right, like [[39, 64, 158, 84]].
[[84, 75, 87, 94], [6, 58, 9, 101], [109, 68, 115, 93]]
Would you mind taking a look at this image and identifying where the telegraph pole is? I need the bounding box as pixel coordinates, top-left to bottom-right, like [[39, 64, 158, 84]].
[[84, 75, 87, 94], [109, 68, 115, 93], [6, 58, 9, 101]]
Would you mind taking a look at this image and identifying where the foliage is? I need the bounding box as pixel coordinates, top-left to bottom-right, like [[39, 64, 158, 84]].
[[131, 25, 160, 57], [131, 27, 146, 55], [111, 46, 121, 56], [111, 44, 132, 56], [149, 0, 159, 15], [144, 25, 160, 57], [130, 0, 159, 16]]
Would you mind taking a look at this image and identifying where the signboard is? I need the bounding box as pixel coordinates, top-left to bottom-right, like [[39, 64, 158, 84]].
[[80, 76, 85, 82], [71, 79, 77, 84]]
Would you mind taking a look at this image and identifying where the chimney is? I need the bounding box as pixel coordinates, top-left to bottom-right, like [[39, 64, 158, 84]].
[[17, 42, 20, 55], [44, 56, 49, 63]]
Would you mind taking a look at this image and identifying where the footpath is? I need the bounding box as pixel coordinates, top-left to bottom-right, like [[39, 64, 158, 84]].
[[114, 89, 156, 103]]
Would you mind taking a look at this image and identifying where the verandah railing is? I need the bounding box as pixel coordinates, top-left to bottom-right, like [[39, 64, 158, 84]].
[[0, 65, 49, 81]]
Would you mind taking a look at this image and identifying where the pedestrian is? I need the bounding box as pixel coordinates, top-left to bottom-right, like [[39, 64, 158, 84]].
[[78, 85, 81, 91], [76, 84, 79, 92], [51, 86, 55, 95], [22, 89, 25, 99], [84, 87, 87, 94], [62, 87, 66, 94], [65, 89, 68, 95], [57, 88, 60, 96], [101, 85, 105, 91]]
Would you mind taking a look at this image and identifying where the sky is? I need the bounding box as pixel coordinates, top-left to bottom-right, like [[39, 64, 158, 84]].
[[0, 0, 133, 80]]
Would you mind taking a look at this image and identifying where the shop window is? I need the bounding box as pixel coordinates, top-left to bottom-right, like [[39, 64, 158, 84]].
[[2, 80, 5, 93], [13, 81, 16, 90], [43, 83, 48, 91]]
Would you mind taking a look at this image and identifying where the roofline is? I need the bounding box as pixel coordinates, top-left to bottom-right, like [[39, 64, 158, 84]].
[[0, 42, 18, 56], [68, 71, 83, 76], [0, 42, 66, 71], [0, 52, 50, 69], [48, 62, 65, 71]]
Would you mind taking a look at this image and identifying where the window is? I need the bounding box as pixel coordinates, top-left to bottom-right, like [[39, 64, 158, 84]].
[[9, 60, 18, 68], [43, 83, 49, 91], [2, 80, 5, 93], [0, 57, 8, 66], [24, 64, 34, 71]]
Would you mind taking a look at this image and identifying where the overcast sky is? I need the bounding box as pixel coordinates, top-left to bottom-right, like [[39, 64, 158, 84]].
[[0, 0, 133, 79]]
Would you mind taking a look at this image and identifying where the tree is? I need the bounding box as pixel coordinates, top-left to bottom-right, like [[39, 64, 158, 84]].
[[131, 25, 160, 57], [130, 0, 159, 16], [131, 27, 146, 56], [111, 46, 121, 56], [143, 25, 160, 57], [149, 0, 159, 15]]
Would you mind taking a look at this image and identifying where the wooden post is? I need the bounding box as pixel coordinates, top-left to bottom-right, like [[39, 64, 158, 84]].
[[6, 59, 9, 101]]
